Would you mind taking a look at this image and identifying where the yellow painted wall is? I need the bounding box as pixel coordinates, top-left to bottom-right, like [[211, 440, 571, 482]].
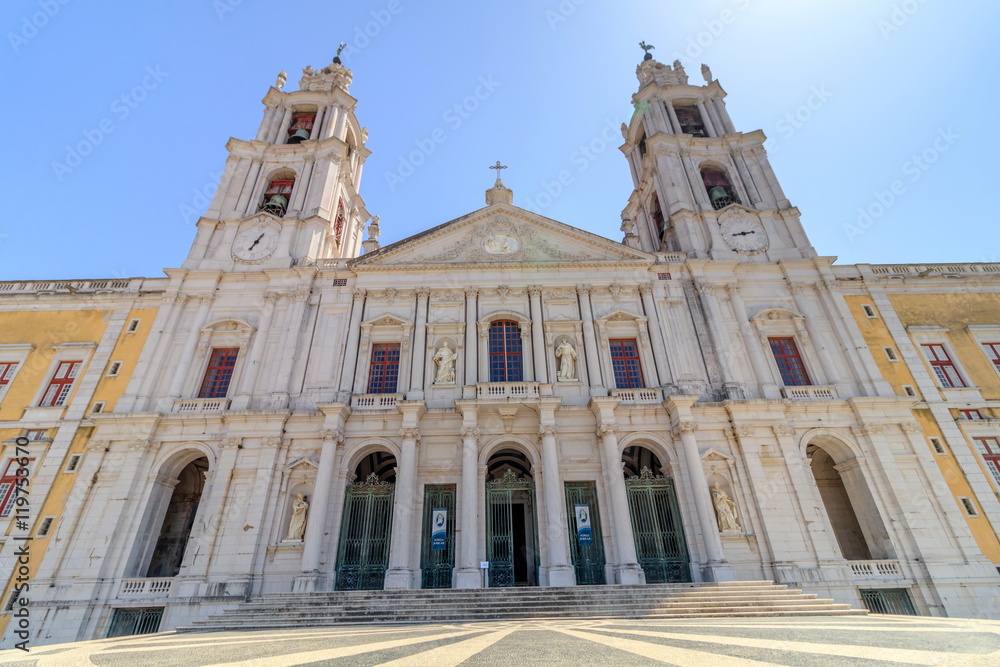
[[846, 293, 1000, 563]]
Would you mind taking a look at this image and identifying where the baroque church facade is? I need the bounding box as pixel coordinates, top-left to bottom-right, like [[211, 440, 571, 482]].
[[3, 53, 1000, 645]]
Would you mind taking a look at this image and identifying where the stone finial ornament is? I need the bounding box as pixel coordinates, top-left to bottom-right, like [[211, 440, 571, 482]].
[[275, 70, 287, 91], [701, 63, 713, 83]]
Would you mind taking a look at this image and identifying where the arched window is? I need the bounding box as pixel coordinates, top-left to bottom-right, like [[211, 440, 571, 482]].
[[674, 105, 706, 137], [700, 167, 740, 210], [649, 193, 664, 233], [488, 320, 523, 382], [286, 111, 315, 144], [259, 177, 295, 217]]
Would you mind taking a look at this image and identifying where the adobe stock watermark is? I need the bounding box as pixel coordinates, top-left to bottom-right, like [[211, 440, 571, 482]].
[[179, 170, 224, 224], [843, 127, 959, 244], [878, 0, 931, 39], [341, 0, 406, 59], [544, 0, 587, 29], [384, 75, 502, 192], [8, 0, 72, 54], [763, 85, 833, 155], [671, 0, 752, 62], [522, 117, 623, 214], [51, 66, 170, 182]]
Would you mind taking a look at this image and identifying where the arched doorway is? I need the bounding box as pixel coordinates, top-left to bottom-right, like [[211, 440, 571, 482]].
[[335, 450, 397, 590], [485, 449, 538, 586], [145, 457, 208, 578], [622, 445, 690, 583], [808, 443, 893, 560]]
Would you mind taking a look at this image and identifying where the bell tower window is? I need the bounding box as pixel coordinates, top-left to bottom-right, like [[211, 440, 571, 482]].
[[286, 112, 316, 144], [674, 105, 706, 137], [638, 132, 647, 157], [649, 193, 664, 233], [701, 167, 740, 210], [259, 177, 295, 217]]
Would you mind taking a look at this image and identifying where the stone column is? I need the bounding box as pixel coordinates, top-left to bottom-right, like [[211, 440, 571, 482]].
[[337, 289, 366, 399], [596, 423, 644, 584], [235, 159, 264, 215], [789, 283, 842, 387], [731, 150, 762, 206], [274, 107, 294, 144], [231, 292, 281, 409], [665, 101, 682, 134], [696, 283, 742, 398], [704, 98, 726, 136], [255, 105, 277, 141], [409, 288, 430, 398], [696, 101, 718, 137], [464, 288, 478, 386], [726, 284, 779, 398], [185, 437, 242, 578], [295, 429, 344, 591], [639, 284, 674, 387], [454, 417, 482, 588], [528, 286, 548, 384], [384, 426, 420, 589], [275, 290, 311, 396], [539, 423, 576, 586], [310, 106, 325, 140], [577, 285, 604, 394], [680, 149, 711, 208], [166, 294, 214, 399]]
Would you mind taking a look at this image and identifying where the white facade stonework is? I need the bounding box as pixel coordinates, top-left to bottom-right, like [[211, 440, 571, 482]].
[[17, 57, 1000, 645]]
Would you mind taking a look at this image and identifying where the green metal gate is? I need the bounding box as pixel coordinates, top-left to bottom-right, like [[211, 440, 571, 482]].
[[107, 607, 163, 637], [625, 467, 691, 583], [860, 588, 917, 615], [564, 481, 606, 585], [486, 470, 538, 587], [335, 473, 395, 590], [421, 484, 456, 589]]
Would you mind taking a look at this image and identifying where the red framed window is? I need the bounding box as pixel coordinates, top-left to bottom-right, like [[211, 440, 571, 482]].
[[610, 339, 645, 389], [198, 348, 239, 398], [959, 409, 984, 420], [24, 429, 47, 441], [367, 344, 401, 394], [0, 458, 34, 518], [40, 361, 81, 407], [976, 437, 1000, 490], [982, 343, 1000, 374], [488, 321, 523, 382], [0, 362, 17, 388], [768, 337, 811, 386], [921, 343, 965, 388]]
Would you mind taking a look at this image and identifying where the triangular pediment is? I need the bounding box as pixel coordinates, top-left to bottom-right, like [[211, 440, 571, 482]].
[[352, 204, 653, 268]]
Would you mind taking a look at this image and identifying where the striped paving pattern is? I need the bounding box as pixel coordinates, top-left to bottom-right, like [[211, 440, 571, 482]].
[[4, 616, 1000, 666]]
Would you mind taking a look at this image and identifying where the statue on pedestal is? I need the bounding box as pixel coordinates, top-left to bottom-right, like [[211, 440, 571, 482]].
[[555, 340, 578, 381], [712, 482, 741, 532], [433, 342, 457, 384], [285, 493, 309, 541]]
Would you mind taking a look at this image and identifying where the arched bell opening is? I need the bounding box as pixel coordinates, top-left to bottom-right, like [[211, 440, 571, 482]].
[[258, 170, 295, 217], [144, 456, 209, 578], [700, 166, 740, 210], [621, 445, 690, 583], [485, 448, 538, 587], [808, 443, 894, 561], [285, 110, 316, 144], [335, 448, 398, 591]]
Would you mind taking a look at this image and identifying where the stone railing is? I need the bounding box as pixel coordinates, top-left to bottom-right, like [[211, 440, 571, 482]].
[[862, 263, 1000, 278], [118, 577, 173, 598], [849, 559, 902, 580], [781, 385, 837, 400], [611, 388, 664, 404], [351, 393, 403, 410], [173, 397, 230, 413], [0, 278, 139, 295], [476, 382, 540, 400]]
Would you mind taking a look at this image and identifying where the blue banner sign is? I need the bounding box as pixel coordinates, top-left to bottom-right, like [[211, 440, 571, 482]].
[[431, 508, 447, 551], [575, 504, 592, 546]]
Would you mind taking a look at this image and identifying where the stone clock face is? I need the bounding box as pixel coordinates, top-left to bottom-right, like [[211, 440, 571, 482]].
[[233, 223, 280, 262], [719, 216, 768, 254]]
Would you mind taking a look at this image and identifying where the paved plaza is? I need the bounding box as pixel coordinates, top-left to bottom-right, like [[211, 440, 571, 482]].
[[2, 615, 999, 666]]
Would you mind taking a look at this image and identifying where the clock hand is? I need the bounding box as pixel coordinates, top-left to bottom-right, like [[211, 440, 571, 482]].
[[248, 233, 266, 250], [732, 230, 756, 236]]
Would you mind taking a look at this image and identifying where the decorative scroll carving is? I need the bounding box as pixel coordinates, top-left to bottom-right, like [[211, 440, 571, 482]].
[[772, 425, 795, 437], [672, 422, 697, 437], [399, 428, 421, 442], [596, 424, 619, 438]]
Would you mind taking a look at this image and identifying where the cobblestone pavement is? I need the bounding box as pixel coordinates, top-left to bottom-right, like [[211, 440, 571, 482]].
[[2, 615, 1000, 666]]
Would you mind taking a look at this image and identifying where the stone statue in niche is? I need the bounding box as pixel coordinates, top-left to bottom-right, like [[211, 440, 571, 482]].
[[433, 342, 457, 384], [555, 340, 578, 381], [285, 492, 309, 541], [712, 482, 741, 532]]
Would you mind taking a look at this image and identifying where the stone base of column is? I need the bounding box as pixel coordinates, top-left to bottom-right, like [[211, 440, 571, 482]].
[[383, 568, 414, 590], [454, 567, 483, 589], [546, 564, 577, 587], [702, 561, 737, 582], [614, 563, 646, 585], [293, 572, 326, 593]]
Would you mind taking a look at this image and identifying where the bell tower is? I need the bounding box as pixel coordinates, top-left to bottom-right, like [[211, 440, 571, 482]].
[[620, 51, 815, 262], [183, 54, 371, 271]]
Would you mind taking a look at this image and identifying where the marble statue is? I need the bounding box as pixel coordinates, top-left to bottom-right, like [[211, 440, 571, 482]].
[[433, 342, 457, 384], [275, 70, 287, 91], [285, 492, 309, 541], [712, 482, 741, 532], [555, 340, 578, 381]]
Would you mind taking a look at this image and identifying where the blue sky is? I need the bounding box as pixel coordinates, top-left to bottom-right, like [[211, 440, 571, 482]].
[[1, 0, 997, 280]]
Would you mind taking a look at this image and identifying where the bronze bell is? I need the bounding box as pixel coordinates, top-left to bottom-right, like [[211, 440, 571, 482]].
[[287, 128, 311, 144], [708, 186, 729, 202], [261, 193, 288, 215]]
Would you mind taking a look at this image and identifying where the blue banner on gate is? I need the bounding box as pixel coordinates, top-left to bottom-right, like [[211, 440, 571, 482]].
[[575, 504, 592, 546], [431, 508, 447, 550]]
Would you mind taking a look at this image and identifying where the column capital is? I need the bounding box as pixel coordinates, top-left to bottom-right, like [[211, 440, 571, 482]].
[[460, 426, 480, 441], [87, 439, 109, 452], [290, 289, 310, 302], [724, 282, 741, 296], [416, 287, 431, 299], [399, 427, 421, 442], [899, 422, 923, 434], [638, 283, 654, 296], [772, 424, 795, 437], [671, 421, 698, 437], [577, 284, 592, 297], [320, 428, 345, 444], [596, 423, 619, 438], [465, 287, 479, 298], [352, 288, 367, 301], [851, 422, 884, 436], [261, 436, 285, 448], [128, 438, 154, 452], [538, 424, 558, 440], [221, 437, 243, 449], [789, 282, 812, 296], [527, 284, 542, 296], [264, 291, 282, 304]]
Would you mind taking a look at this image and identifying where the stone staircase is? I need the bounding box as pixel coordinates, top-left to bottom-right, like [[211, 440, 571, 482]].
[[178, 581, 865, 632]]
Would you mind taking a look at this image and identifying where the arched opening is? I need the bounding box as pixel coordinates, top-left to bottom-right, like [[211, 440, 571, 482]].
[[286, 110, 316, 144], [488, 320, 524, 382], [674, 104, 706, 137], [145, 456, 208, 578], [622, 445, 690, 583], [485, 448, 537, 586], [701, 167, 740, 210], [259, 171, 295, 217], [335, 449, 397, 590], [808, 443, 894, 560]]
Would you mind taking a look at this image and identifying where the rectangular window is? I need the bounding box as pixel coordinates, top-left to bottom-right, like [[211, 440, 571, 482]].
[[126, 318, 141, 333], [64, 454, 82, 473], [657, 273, 671, 280], [929, 437, 946, 455], [488, 321, 523, 382], [40, 360, 82, 407], [332, 278, 348, 287], [0, 362, 18, 389], [884, 346, 899, 362], [768, 337, 811, 386], [24, 429, 47, 441], [91, 401, 106, 414], [976, 437, 1000, 489], [982, 342, 1000, 375], [959, 409, 984, 420], [198, 348, 239, 399], [902, 385, 917, 397], [366, 343, 401, 394], [106, 361, 122, 377], [921, 343, 965, 388], [36, 517, 54, 537], [862, 304, 877, 318], [960, 497, 978, 516], [0, 458, 33, 518], [609, 339, 645, 389]]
